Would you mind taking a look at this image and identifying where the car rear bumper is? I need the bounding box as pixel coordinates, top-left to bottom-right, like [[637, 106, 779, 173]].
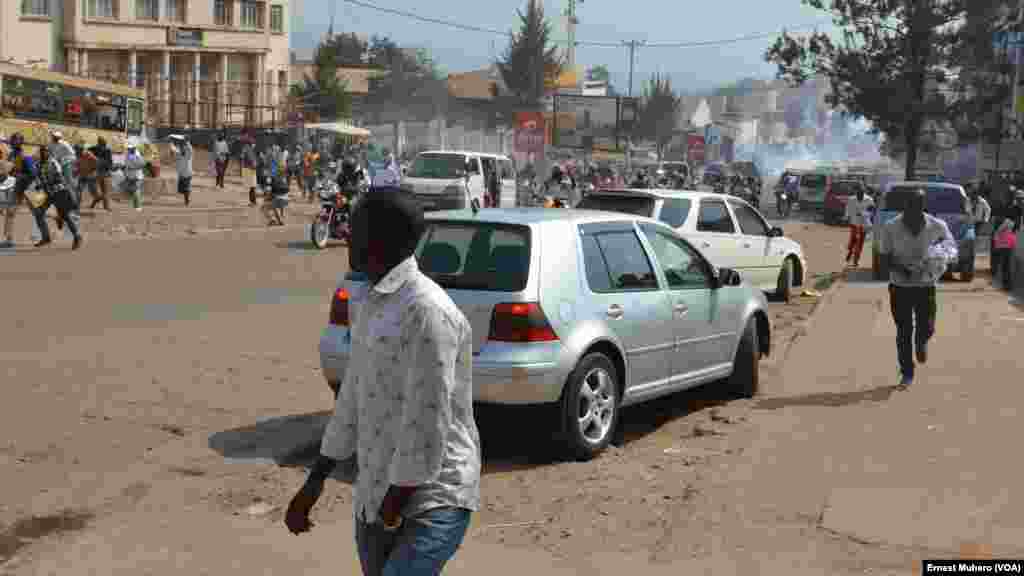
[[411, 192, 465, 212], [318, 329, 571, 405]]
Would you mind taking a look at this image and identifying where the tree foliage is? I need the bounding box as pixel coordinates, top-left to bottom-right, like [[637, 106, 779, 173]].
[[765, 0, 969, 179], [366, 37, 449, 122], [291, 39, 352, 121], [323, 32, 369, 66], [635, 74, 680, 160], [496, 0, 563, 108]]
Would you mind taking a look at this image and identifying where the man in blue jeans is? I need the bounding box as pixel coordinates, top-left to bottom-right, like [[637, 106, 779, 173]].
[[285, 188, 480, 576]]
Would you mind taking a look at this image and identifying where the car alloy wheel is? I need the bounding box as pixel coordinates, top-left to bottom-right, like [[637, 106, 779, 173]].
[[561, 352, 619, 461]]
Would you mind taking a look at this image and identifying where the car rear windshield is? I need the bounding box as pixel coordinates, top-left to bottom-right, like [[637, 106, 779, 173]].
[[415, 221, 531, 292], [576, 194, 656, 217], [407, 153, 465, 179], [884, 186, 965, 213], [801, 173, 827, 187]]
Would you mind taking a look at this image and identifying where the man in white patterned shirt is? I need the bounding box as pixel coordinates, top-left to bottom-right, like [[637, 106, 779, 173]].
[[285, 188, 480, 576]]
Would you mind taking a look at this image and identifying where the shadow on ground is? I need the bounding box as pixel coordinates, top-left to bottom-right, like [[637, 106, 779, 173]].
[[274, 240, 350, 253], [755, 386, 899, 410], [207, 383, 738, 477]]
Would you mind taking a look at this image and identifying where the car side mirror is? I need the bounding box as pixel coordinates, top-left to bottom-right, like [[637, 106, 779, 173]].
[[715, 267, 742, 288], [768, 226, 784, 237]]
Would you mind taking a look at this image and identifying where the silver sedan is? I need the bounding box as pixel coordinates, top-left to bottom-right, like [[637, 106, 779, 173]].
[[320, 208, 771, 460]]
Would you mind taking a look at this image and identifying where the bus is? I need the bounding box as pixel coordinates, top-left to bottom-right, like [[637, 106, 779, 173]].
[[0, 62, 149, 157]]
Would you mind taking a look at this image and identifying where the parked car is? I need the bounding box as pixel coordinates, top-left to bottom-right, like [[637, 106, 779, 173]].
[[576, 189, 807, 302], [871, 182, 975, 281], [824, 179, 872, 226], [797, 170, 832, 212], [320, 208, 772, 460], [402, 150, 517, 211]]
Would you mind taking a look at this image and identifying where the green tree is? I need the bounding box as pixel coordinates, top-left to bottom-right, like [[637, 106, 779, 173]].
[[291, 38, 352, 121], [323, 32, 368, 66], [496, 0, 563, 109], [765, 0, 968, 180], [635, 73, 680, 161], [366, 37, 449, 122]]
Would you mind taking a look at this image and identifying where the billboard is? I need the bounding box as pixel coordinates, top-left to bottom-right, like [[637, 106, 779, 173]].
[[514, 111, 546, 154], [687, 135, 706, 164], [552, 94, 637, 151]]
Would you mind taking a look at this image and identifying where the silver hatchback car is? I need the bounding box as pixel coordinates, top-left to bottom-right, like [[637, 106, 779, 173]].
[[320, 208, 771, 460]]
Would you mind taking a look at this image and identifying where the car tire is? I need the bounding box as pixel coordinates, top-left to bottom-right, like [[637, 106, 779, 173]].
[[728, 319, 759, 398], [311, 217, 329, 249], [560, 352, 620, 461], [776, 258, 794, 303], [872, 251, 886, 281]]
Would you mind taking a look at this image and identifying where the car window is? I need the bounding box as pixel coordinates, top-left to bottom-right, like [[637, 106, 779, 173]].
[[465, 157, 480, 175], [657, 198, 691, 228], [697, 199, 736, 233], [729, 201, 770, 236], [406, 153, 467, 179], [640, 225, 709, 289], [583, 230, 659, 292], [576, 194, 656, 217], [801, 173, 827, 187], [416, 222, 530, 291], [500, 159, 515, 179], [885, 185, 965, 213]]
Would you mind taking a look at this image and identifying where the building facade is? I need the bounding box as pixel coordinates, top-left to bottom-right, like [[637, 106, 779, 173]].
[[1, 1, 290, 130]]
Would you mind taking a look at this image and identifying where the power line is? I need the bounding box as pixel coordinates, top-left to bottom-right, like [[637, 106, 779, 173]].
[[337, 0, 828, 49]]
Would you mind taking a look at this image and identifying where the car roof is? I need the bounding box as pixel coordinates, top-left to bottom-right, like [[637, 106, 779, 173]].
[[417, 150, 511, 160], [885, 181, 965, 192], [587, 188, 737, 202], [425, 207, 659, 226]]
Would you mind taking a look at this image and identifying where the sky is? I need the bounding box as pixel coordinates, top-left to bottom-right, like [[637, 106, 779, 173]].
[[289, 0, 836, 94]]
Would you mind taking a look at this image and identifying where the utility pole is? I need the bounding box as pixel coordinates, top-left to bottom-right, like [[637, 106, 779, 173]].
[[565, 0, 579, 72], [623, 40, 644, 97]]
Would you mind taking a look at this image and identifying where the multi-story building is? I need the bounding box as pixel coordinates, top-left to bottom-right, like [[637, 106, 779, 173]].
[[1, 1, 291, 130]]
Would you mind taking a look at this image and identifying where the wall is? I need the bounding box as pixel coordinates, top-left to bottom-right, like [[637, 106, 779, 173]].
[[0, 2, 55, 68]]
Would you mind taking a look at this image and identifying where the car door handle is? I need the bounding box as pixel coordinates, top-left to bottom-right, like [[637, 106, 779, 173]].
[[701, 241, 711, 248], [674, 303, 689, 314], [606, 304, 624, 319], [742, 241, 752, 248]]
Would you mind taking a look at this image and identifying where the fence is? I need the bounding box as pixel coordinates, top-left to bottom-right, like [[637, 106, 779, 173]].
[[77, 72, 295, 131], [364, 119, 514, 158]]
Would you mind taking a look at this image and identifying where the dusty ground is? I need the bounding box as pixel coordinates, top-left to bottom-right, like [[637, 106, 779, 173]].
[[4, 191, 1010, 574]]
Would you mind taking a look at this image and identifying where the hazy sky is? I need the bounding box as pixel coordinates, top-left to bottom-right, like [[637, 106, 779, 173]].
[[290, 0, 834, 93]]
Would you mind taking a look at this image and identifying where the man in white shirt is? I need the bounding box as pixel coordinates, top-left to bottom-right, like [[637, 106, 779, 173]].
[[844, 185, 874, 268], [877, 188, 957, 387], [285, 188, 480, 576]]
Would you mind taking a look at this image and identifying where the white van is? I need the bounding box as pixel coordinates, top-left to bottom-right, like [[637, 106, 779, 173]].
[[402, 150, 517, 211]]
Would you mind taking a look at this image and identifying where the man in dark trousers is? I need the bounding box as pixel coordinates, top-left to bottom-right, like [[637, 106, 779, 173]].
[[877, 188, 956, 388], [284, 188, 480, 576]]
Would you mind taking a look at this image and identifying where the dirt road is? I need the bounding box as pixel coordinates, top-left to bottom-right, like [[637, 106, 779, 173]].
[[8, 207, 988, 574]]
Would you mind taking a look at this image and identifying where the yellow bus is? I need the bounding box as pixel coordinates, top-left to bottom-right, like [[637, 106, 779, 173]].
[[0, 62, 149, 156]]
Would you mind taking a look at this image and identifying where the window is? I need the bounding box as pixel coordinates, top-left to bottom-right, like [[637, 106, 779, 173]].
[[697, 200, 736, 233], [2, 76, 62, 122], [22, 0, 49, 16], [166, 0, 185, 22], [407, 153, 467, 179], [657, 198, 691, 228], [640, 225, 709, 289], [86, 0, 116, 18], [582, 230, 659, 292], [729, 201, 770, 236], [135, 0, 158, 20], [415, 223, 531, 292], [576, 194, 656, 217], [270, 4, 284, 32], [214, 0, 231, 25], [127, 99, 144, 135], [240, 0, 263, 29], [800, 173, 827, 188], [500, 159, 515, 180]]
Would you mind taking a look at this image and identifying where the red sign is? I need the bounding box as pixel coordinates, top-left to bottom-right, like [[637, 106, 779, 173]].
[[687, 135, 706, 164], [515, 112, 546, 154]]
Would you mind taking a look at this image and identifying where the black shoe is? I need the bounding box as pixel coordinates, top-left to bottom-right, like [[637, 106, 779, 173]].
[[72, 237, 82, 251], [916, 341, 927, 364], [34, 239, 51, 248]]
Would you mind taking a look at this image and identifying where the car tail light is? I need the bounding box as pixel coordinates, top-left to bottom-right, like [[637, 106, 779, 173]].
[[329, 287, 350, 326], [488, 302, 559, 342]]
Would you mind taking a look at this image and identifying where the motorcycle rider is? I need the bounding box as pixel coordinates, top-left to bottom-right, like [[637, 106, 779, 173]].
[[631, 170, 651, 188]]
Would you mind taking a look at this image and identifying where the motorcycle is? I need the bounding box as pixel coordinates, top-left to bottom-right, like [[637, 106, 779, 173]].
[[310, 179, 352, 249]]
